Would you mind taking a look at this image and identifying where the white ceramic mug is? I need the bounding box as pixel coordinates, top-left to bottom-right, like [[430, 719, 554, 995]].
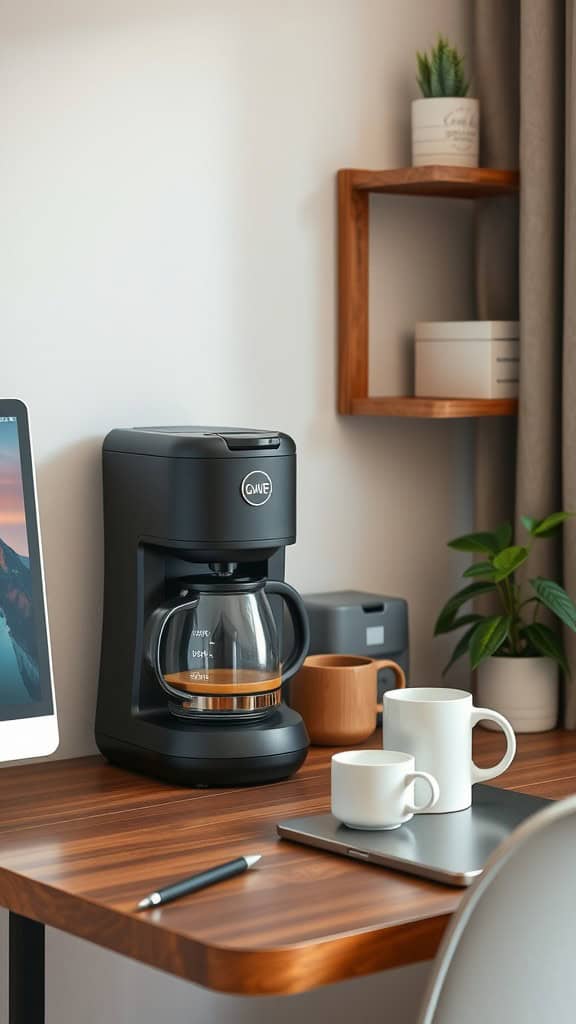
[[331, 749, 440, 830], [382, 687, 516, 813]]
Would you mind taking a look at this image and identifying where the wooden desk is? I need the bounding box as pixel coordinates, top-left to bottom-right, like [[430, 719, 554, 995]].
[[1, 729, 576, 1024]]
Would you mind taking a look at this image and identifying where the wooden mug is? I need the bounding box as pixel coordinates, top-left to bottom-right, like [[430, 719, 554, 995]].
[[290, 654, 406, 746]]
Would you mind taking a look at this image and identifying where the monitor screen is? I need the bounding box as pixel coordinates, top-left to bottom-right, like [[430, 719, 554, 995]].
[[0, 410, 54, 719]]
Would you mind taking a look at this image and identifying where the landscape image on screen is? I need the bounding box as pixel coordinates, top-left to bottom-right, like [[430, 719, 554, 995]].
[[0, 419, 40, 703]]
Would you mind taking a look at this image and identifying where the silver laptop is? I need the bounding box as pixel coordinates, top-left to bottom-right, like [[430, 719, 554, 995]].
[[277, 784, 550, 887]]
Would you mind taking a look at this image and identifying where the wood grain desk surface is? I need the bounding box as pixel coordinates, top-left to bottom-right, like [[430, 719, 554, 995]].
[[0, 729, 574, 996]]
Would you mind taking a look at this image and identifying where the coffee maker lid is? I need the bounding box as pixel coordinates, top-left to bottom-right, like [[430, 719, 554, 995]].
[[103, 426, 296, 459]]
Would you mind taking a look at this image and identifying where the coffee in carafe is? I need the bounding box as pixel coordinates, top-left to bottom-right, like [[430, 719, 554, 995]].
[[146, 577, 309, 718], [163, 670, 282, 695]]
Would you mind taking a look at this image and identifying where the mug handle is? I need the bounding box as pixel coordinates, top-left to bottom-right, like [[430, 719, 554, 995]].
[[374, 659, 406, 713], [470, 706, 517, 783], [404, 771, 440, 814]]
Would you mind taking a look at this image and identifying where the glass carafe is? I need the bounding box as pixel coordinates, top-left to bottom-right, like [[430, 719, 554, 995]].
[[146, 579, 310, 719]]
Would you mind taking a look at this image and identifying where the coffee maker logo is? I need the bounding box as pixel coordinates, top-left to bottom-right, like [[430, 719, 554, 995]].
[[241, 470, 273, 506]]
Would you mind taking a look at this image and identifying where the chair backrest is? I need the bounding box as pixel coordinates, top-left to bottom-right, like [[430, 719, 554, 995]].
[[418, 793, 576, 1024]]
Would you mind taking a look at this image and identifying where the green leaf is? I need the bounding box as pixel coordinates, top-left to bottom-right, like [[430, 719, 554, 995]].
[[421, 35, 467, 97], [430, 51, 443, 97], [531, 577, 576, 632], [434, 582, 497, 635], [492, 545, 529, 582], [532, 511, 576, 538], [452, 51, 469, 96], [469, 616, 511, 670], [416, 51, 432, 97], [494, 521, 512, 551], [521, 515, 539, 535], [522, 622, 569, 675], [430, 36, 450, 96], [463, 561, 496, 579], [442, 623, 478, 676], [442, 51, 456, 95], [447, 531, 500, 554], [438, 613, 484, 634], [521, 511, 576, 538]]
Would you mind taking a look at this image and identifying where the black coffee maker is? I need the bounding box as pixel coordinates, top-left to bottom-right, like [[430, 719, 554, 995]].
[[95, 426, 310, 786]]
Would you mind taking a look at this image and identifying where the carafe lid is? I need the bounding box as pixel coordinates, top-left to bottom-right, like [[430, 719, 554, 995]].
[[176, 577, 266, 594]]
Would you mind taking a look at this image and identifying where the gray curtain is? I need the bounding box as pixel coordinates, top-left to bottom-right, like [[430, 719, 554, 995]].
[[473, 0, 519, 540], [474, 0, 576, 726]]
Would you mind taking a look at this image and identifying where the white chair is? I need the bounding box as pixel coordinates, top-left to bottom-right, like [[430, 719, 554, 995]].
[[417, 793, 576, 1024]]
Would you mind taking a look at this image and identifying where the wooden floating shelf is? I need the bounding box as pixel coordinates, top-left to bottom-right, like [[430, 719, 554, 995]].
[[351, 397, 519, 419], [346, 165, 519, 199], [337, 165, 520, 418]]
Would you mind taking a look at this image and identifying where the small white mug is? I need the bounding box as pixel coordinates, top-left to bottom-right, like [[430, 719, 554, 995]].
[[331, 749, 440, 830], [383, 687, 517, 813]]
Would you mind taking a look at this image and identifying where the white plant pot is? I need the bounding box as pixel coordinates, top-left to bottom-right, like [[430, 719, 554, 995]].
[[412, 97, 479, 168], [477, 656, 559, 734]]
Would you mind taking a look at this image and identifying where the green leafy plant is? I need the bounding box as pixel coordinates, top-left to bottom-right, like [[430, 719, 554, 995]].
[[417, 35, 469, 98], [435, 512, 576, 676]]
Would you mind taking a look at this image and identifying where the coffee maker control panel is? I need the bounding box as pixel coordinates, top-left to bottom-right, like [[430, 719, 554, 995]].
[[104, 427, 294, 460], [217, 433, 281, 451]]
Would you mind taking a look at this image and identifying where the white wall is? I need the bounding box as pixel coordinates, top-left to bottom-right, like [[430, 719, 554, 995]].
[[0, 0, 473, 1020]]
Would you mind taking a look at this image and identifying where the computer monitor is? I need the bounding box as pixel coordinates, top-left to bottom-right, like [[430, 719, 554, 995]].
[[0, 399, 58, 758]]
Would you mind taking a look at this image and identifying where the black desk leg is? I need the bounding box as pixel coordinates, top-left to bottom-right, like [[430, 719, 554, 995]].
[[9, 912, 45, 1024]]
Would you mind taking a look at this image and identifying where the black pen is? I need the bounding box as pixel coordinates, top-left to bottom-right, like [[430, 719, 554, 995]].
[[136, 854, 262, 911]]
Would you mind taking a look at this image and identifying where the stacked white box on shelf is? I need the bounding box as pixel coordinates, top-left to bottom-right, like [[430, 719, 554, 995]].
[[415, 321, 520, 399]]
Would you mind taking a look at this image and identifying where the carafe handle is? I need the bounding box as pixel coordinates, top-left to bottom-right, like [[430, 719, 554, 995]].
[[264, 580, 310, 685], [145, 596, 200, 702]]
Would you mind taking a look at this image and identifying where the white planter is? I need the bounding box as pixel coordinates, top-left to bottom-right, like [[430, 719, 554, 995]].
[[477, 656, 559, 734], [412, 97, 479, 168]]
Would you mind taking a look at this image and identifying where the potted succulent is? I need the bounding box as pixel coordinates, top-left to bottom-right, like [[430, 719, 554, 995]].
[[434, 512, 576, 733], [413, 35, 479, 167]]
